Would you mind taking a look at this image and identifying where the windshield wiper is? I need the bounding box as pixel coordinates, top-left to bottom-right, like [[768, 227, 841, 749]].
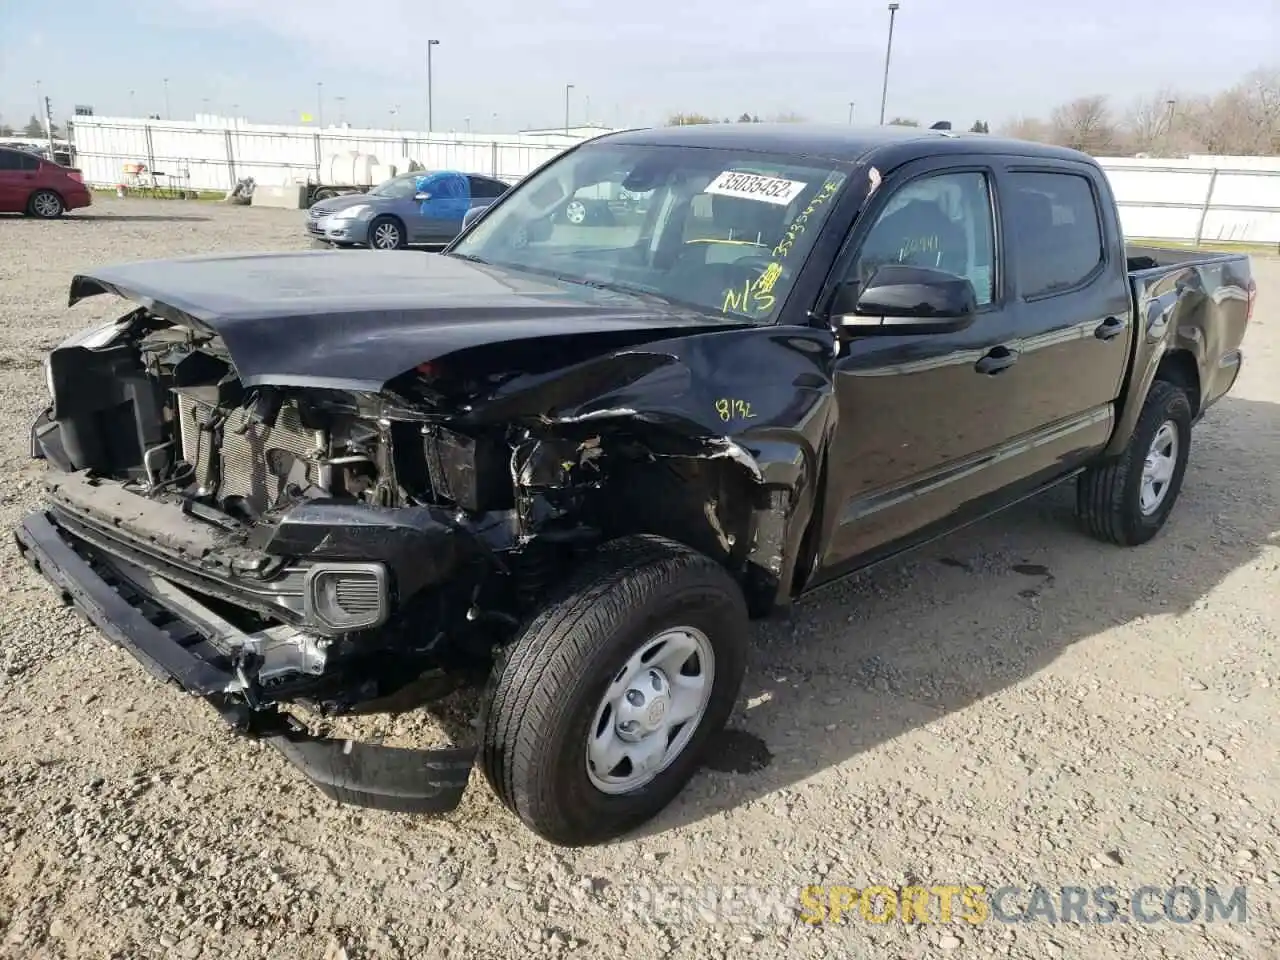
[[551, 274, 676, 307], [448, 252, 489, 265]]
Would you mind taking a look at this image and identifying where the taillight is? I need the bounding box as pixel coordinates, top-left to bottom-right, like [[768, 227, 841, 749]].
[[1246, 278, 1257, 323], [66, 168, 83, 183]]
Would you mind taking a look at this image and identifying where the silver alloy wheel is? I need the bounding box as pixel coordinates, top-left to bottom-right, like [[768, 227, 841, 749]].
[[1140, 420, 1179, 515], [565, 199, 587, 224], [586, 626, 715, 795], [371, 221, 401, 249], [32, 192, 61, 217]]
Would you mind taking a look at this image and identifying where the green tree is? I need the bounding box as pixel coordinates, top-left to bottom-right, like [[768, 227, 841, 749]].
[[887, 117, 920, 127], [22, 114, 43, 137], [969, 120, 990, 134]]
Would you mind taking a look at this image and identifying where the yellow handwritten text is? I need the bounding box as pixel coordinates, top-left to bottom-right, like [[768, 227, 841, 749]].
[[772, 174, 845, 259], [714, 398, 756, 423], [721, 260, 785, 316]]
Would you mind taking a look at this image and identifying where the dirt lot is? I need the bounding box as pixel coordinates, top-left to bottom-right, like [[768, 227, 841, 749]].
[[0, 198, 1276, 960]]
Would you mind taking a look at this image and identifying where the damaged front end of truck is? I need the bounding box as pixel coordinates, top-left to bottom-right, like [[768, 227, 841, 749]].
[[15, 254, 832, 815]]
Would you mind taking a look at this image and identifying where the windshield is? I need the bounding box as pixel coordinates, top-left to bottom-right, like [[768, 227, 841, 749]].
[[368, 175, 418, 199], [451, 142, 849, 322]]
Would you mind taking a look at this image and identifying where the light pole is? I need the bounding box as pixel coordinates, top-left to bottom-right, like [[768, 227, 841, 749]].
[[427, 39, 440, 132], [316, 81, 323, 127], [129, 89, 136, 115], [878, 3, 900, 125], [336, 96, 345, 125], [564, 83, 575, 134], [848, 101, 855, 124], [163, 77, 171, 120]]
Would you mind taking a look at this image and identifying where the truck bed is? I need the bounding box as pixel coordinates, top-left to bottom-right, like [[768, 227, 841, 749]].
[[1125, 243, 1246, 275]]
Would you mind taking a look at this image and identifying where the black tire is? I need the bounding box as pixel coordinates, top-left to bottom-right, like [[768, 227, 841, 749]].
[[27, 190, 64, 219], [310, 188, 337, 206], [481, 535, 749, 846], [367, 215, 407, 250], [1077, 379, 1192, 546]]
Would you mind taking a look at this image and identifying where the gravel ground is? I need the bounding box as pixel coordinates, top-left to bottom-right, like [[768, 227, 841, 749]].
[[0, 198, 1277, 960]]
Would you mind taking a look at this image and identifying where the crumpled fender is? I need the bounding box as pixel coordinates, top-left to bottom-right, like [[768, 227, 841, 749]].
[[461, 324, 839, 606]]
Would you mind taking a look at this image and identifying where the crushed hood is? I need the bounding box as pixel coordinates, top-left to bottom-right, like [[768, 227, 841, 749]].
[[68, 250, 745, 391]]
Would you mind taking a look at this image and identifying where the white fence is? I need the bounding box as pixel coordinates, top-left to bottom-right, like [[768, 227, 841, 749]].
[[69, 116, 591, 193], [66, 118, 1280, 246], [1097, 155, 1280, 246]]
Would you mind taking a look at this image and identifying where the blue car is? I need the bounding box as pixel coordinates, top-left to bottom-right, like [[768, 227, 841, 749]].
[[307, 170, 510, 249]]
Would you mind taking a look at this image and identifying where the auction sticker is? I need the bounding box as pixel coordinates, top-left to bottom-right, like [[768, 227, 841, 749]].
[[704, 170, 808, 206]]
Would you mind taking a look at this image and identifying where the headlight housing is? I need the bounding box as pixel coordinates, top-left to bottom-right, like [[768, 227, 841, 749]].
[[330, 204, 371, 220]]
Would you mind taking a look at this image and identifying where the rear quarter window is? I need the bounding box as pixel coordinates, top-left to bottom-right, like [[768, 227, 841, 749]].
[[1007, 171, 1105, 298]]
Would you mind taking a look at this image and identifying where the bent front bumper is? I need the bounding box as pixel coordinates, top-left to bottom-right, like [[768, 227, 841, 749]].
[[14, 509, 476, 814]]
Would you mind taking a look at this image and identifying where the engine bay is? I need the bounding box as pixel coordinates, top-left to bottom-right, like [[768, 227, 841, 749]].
[[37, 310, 544, 528]]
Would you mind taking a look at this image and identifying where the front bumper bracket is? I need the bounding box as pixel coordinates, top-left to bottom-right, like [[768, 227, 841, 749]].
[[15, 509, 477, 815]]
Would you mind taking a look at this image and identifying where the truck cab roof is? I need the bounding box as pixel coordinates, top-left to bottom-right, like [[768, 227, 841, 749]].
[[598, 122, 1096, 169]]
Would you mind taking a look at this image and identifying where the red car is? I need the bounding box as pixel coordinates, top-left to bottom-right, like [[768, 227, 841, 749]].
[[0, 146, 92, 218]]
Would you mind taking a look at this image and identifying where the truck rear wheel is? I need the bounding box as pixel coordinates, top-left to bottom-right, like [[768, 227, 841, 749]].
[[480, 535, 749, 846], [1077, 380, 1192, 546]]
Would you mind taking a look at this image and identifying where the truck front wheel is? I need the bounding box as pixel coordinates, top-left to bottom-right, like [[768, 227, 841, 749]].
[[1077, 379, 1192, 546], [481, 535, 749, 846]]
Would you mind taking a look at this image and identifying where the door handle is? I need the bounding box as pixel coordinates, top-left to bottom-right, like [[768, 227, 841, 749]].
[[1094, 316, 1127, 340], [974, 345, 1019, 375]]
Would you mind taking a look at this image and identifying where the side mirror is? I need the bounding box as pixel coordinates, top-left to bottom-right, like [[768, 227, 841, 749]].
[[831, 264, 978, 337], [461, 206, 485, 231], [414, 192, 432, 202]]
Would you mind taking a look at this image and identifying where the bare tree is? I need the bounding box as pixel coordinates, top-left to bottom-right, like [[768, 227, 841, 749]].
[[666, 113, 719, 126], [1049, 95, 1118, 154], [999, 116, 1051, 142], [1125, 89, 1179, 155], [886, 117, 919, 127]]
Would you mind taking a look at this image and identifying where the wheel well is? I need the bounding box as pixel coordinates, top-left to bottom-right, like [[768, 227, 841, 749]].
[[1154, 350, 1200, 418], [29, 187, 63, 206]]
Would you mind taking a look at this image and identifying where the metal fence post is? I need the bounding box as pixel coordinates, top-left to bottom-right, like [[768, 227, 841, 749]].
[[1193, 168, 1219, 246], [144, 123, 156, 177], [224, 129, 237, 189], [313, 133, 322, 180], [491, 140, 499, 176]]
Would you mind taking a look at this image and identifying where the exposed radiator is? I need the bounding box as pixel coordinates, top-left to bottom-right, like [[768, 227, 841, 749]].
[[175, 394, 321, 512]]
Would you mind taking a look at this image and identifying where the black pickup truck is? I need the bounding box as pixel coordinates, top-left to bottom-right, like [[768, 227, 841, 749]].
[[16, 125, 1255, 846]]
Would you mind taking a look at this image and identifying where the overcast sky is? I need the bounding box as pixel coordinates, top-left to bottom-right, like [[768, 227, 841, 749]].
[[1, 0, 1275, 133]]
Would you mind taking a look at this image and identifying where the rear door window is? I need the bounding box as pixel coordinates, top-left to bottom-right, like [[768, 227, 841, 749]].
[[468, 177, 508, 199], [1006, 172, 1105, 298]]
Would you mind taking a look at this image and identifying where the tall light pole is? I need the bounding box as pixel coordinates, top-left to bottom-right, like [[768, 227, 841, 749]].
[[848, 101, 855, 124], [427, 39, 440, 132], [564, 83, 575, 134], [129, 89, 136, 116], [878, 3, 900, 125], [336, 96, 346, 125], [316, 81, 323, 127], [163, 77, 171, 120]]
